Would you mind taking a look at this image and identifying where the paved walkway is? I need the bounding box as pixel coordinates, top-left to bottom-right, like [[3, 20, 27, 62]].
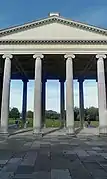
[[77, 127, 99, 136], [10, 127, 80, 137], [0, 128, 107, 178]]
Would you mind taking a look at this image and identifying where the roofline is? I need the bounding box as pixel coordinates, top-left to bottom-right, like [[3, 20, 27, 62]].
[[0, 15, 107, 37], [60, 16, 107, 32], [0, 15, 49, 33]]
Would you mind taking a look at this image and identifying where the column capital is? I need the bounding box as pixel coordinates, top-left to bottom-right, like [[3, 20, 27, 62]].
[[78, 78, 84, 83], [59, 79, 65, 83], [64, 54, 75, 59], [33, 54, 44, 59], [22, 79, 28, 83], [42, 79, 47, 83], [96, 54, 106, 59], [2, 54, 13, 59]]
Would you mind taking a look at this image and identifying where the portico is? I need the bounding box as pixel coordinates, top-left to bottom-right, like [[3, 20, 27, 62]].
[[0, 13, 107, 135]]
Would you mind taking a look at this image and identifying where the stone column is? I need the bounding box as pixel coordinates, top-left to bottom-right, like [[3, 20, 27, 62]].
[[59, 80, 65, 127], [33, 54, 44, 134], [22, 80, 28, 124], [65, 54, 75, 134], [0, 54, 12, 134], [0, 76, 3, 117], [42, 80, 46, 127], [78, 79, 84, 128], [96, 54, 107, 134], [105, 81, 107, 108]]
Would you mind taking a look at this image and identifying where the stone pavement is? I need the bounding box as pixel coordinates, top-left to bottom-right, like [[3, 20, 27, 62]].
[[11, 127, 80, 137], [0, 131, 107, 178], [77, 127, 99, 136]]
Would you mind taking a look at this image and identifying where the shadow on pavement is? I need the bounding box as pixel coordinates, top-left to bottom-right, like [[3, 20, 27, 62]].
[[75, 127, 83, 135], [42, 127, 64, 137]]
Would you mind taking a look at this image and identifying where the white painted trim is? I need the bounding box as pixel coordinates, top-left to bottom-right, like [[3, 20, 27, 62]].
[[0, 48, 107, 55]]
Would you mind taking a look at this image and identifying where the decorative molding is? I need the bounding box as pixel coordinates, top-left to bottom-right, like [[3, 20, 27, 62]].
[[0, 16, 107, 37], [0, 48, 107, 55], [59, 79, 65, 82], [2, 54, 13, 59], [33, 54, 44, 59], [0, 39, 107, 45], [96, 54, 106, 59], [64, 54, 75, 59], [78, 78, 84, 83]]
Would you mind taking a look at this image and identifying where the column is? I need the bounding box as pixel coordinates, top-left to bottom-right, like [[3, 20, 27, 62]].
[[96, 54, 107, 134], [0, 54, 12, 134], [78, 79, 84, 128], [0, 76, 3, 117], [105, 81, 107, 108], [33, 54, 44, 134], [65, 54, 75, 134], [22, 80, 28, 124], [59, 80, 65, 127], [42, 80, 46, 127]]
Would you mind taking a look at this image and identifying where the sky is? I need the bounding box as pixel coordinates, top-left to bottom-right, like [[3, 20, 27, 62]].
[[0, 0, 106, 112]]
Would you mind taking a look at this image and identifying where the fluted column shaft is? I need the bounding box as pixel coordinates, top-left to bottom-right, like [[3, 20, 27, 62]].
[[96, 54, 107, 134], [22, 80, 28, 124], [60, 80, 65, 126], [1, 54, 12, 134], [78, 79, 84, 128], [33, 54, 43, 134], [42, 80, 46, 127], [65, 54, 75, 134]]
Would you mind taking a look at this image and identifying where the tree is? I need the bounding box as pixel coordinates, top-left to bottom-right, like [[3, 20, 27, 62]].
[[45, 110, 59, 120], [84, 107, 98, 121], [73, 106, 99, 121], [27, 110, 33, 118], [9, 107, 20, 119], [74, 107, 79, 120]]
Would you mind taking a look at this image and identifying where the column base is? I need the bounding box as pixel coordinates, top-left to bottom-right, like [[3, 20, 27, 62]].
[[80, 124, 85, 129], [60, 121, 64, 128], [43, 124, 46, 128], [83, 122, 86, 128], [99, 126, 107, 136], [33, 127, 43, 137], [66, 126, 75, 136], [0, 128, 9, 138]]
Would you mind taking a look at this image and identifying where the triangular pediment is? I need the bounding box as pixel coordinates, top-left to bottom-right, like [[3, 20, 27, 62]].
[[0, 16, 107, 41]]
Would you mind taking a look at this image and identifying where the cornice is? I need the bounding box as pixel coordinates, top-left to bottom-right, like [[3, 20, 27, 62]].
[[0, 40, 107, 45], [0, 16, 107, 37]]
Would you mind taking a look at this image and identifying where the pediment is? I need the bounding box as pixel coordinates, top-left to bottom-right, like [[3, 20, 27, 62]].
[[0, 16, 107, 41]]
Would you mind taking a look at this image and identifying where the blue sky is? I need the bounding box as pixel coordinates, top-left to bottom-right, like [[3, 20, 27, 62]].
[[0, 0, 106, 112]]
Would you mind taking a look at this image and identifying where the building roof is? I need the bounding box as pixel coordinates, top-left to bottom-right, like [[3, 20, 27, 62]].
[[0, 14, 107, 37]]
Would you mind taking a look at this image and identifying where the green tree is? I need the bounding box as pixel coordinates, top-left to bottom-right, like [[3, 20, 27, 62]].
[[9, 107, 20, 119], [27, 110, 33, 118], [74, 107, 79, 121], [84, 107, 98, 121], [45, 110, 59, 120]]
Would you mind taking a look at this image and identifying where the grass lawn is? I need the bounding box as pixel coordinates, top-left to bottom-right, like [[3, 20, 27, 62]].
[[90, 121, 99, 127], [8, 118, 99, 128]]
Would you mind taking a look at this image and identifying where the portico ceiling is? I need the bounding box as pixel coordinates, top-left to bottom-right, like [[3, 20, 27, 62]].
[[0, 54, 99, 80]]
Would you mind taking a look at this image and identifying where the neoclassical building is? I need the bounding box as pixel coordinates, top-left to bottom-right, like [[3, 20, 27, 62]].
[[0, 13, 107, 135]]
